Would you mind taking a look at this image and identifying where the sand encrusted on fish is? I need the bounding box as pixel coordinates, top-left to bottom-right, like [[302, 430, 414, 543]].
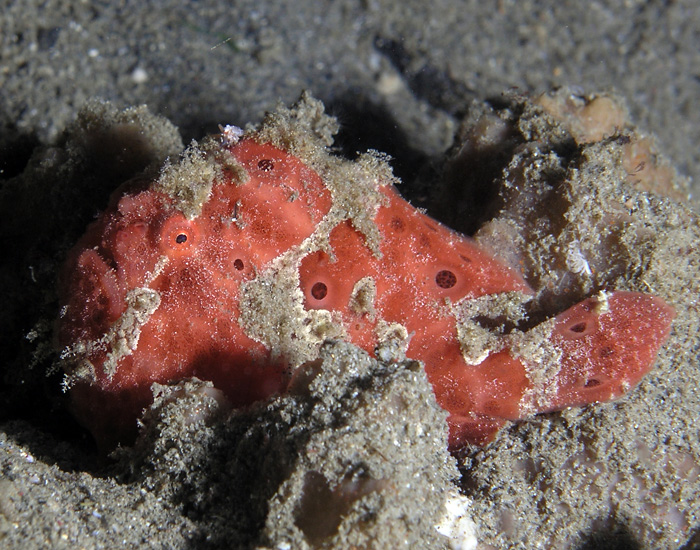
[[237, 93, 398, 367], [154, 135, 245, 219], [251, 92, 394, 255]]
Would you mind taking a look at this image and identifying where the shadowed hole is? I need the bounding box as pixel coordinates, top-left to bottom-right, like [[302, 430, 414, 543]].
[[257, 158, 274, 171], [569, 322, 587, 333], [435, 270, 457, 289], [311, 282, 328, 300], [91, 310, 105, 324], [233, 258, 244, 271]]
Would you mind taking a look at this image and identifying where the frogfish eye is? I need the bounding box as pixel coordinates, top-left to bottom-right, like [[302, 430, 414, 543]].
[[160, 214, 196, 255]]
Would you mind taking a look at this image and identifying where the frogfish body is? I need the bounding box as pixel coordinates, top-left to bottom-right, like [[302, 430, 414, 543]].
[[57, 127, 675, 452]]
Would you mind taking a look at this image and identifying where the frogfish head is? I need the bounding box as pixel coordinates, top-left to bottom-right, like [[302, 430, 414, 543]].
[[57, 139, 332, 449]]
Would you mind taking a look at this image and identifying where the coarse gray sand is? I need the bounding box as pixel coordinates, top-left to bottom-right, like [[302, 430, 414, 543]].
[[1, 2, 700, 549]]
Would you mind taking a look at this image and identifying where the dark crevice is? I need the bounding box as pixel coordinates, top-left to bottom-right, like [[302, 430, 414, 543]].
[[327, 93, 435, 200], [373, 35, 477, 116], [575, 521, 643, 550]]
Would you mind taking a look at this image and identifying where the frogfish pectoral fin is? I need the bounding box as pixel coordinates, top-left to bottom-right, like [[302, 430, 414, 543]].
[[545, 290, 675, 411], [433, 349, 533, 449]]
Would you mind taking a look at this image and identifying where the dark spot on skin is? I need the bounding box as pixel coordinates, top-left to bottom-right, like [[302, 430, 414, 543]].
[[459, 254, 472, 263], [178, 267, 193, 285], [251, 218, 272, 238], [482, 400, 500, 415], [91, 309, 105, 325], [233, 258, 244, 271], [436, 270, 457, 289], [599, 346, 615, 358], [419, 233, 432, 249], [176, 233, 188, 244], [258, 158, 274, 172], [390, 217, 405, 232], [79, 278, 97, 296], [569, 322, 587, 333], [584, 378, 601, 388], [311, 282, 328, 300]]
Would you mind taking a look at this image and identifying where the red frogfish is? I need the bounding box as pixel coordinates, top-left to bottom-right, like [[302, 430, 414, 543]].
[[57, 116, 675, 452]]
